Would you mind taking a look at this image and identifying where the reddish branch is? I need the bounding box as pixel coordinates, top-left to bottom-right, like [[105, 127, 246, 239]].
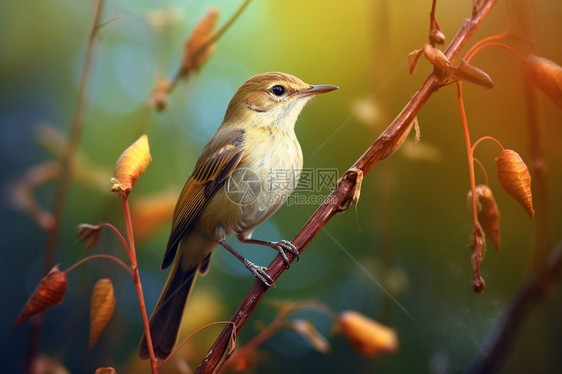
[[195, 1, 499, 372]]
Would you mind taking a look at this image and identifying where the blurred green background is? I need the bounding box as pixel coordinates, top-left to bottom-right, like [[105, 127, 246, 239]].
[[2, 0, 562, 373]]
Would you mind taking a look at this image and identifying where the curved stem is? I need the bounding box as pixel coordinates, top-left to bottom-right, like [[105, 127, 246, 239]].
[[464, 33, 509, 60], [99, 222, 132, 259], [466, 42, 525, 63], [471, 135, 505, 154], [473, 157, 489, 187], [64, 254, 133, 276]]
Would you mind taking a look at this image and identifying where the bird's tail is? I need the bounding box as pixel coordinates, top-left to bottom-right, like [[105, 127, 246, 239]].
[[139, 258, 197, 359]]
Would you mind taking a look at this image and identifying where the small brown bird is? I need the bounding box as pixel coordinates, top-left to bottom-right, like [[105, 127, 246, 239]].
[[139, 72, 337, 359]]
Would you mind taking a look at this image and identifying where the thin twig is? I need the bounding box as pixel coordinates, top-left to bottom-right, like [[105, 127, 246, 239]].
[[195, 1, 500, 373], [64, 254, 133, 276], [25, 1, 105, 373]]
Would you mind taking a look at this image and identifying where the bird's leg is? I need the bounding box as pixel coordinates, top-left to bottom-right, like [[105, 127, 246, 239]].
[[219, 239, 274, 287], [239, 238, 299, 267]]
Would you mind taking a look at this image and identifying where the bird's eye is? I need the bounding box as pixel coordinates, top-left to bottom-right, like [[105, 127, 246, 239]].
[[271, 85, 285, 96]]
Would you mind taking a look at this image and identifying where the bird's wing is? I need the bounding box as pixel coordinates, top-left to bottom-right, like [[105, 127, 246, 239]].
[[161, 133, 244, 269]]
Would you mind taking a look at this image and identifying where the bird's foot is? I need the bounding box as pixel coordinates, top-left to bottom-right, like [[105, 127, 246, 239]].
[[272, 240, 299, 267], [244, 259, 274, 287]]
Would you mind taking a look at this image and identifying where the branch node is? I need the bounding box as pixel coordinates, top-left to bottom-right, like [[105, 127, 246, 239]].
[[336, 168, 364, 213]]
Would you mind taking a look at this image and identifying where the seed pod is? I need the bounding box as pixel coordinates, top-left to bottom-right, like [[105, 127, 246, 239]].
[[334, 311, 398, 357], [110, 135, 152, 198], [495, 149, 534, 219], [468, 185, 501, 252], [523, 55, 562, 109], [89, 279, 116, 349], [14, 265, 67, 327]]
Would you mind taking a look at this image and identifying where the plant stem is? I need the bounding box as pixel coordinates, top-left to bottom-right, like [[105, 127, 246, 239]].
[[471, 135, 505, 154], [99, 222, 133, 259], [122, 196, 158, 373], [466, 42, 525, 63], [26, 1, 105, 372], [195, 1, 499, 372], [64, 254, 133, 276]]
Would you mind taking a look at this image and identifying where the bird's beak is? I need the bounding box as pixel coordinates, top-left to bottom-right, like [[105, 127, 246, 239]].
[[294, 84, 339, 98]]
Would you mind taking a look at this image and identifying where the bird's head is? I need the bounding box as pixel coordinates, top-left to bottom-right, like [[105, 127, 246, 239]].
[[224, 72, 338, 131]]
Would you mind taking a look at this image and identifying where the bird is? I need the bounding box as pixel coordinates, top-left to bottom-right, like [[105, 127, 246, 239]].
[[139, 72, 338, 359]]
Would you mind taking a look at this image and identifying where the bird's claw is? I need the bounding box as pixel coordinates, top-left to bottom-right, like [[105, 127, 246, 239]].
[[244, 259, 274, 287], [274, 240, 299, 267]]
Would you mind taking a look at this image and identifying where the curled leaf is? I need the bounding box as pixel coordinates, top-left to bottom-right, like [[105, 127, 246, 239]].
[[334, 311, 398, 357], [14, 265, 67, 327], [495, 149, 534, 218], [89, 278, 116, 350], [453, 59, 494, 89], [468, 223, 486, 294], [284, 319, 330, 353], [523, 55, 562, 108], [180, 8, 219, 78], [468, 185, 501, 252], [111, 134, 152, 198], [77, 223, 102, 252]]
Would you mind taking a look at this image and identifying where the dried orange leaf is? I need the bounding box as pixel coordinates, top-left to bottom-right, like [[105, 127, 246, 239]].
[[180, 8, 219, 78], [495, 149, 534, 218], [523, 55, 562, 108], [407, 49, 423, 75], [468, 185, 501, 252], [334, 311, 398, 357], [284, 320, 330, 353], [89, 278, 116, 349], [77, 223, 102, 252], [14, 265, 67, 327], [111, 134, 152, 198], [453, 59, 494, 89]]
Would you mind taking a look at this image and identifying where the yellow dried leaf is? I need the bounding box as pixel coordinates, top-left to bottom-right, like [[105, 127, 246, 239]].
[[14, 265, 67, 328], [180, 8, 219, 77], [495, 149, 534, 219], [468, 185, 501, 252], [111, 134, 152, 198], [523, 55, 562, 108], [77, 223, 102, 252], [335, 311, 398, 357], [89, 278, 116, 350]]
